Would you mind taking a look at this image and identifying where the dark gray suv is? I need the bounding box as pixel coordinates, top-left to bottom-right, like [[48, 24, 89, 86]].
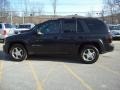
[[3, 18, 114, 64]]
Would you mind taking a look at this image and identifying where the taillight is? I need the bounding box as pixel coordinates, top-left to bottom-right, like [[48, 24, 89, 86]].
[[107, 33, 112, 43], [2, 30, 7, 35]]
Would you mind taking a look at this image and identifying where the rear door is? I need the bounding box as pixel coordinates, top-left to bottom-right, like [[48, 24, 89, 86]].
[[58, 19, 77, 54]]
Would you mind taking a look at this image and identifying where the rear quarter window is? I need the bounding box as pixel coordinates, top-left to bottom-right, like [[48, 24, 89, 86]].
[[5, 24, 12, 28], [85, 19, 108, 33]]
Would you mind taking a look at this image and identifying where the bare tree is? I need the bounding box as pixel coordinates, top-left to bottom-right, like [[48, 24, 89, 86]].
[[0, 0, 10, 16], [86, 12, 93, 17], [37, 4, 44, 16], [114, 0, 120, 6], [103, 0, 120, 23], [114, 0, 120, 12], [104, 0, 115, 23], [30, 1, 44, 16]]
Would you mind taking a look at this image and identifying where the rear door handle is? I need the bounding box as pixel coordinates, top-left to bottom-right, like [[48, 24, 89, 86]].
[[78, 36, 83, 39]]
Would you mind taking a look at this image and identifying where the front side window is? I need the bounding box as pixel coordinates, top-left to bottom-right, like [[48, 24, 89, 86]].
[[39, 20, 60, 34], [19, 25, 31, 29], [62, 19, 76, 33]]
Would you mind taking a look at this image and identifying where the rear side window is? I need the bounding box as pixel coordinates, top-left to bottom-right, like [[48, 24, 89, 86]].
[[0, 24, 2, 29], [5, 24, 12, 28], [85, 19, 107, 33], [62, 19, 76, 33]]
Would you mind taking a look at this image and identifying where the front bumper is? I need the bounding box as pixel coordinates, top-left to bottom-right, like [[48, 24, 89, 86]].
[[3, 43, 9, 54], [112, 35, 120, 38]]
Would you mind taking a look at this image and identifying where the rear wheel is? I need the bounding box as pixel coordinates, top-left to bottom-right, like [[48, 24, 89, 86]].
[[9, 44, 27, 61], [79, 45, 99, 64]]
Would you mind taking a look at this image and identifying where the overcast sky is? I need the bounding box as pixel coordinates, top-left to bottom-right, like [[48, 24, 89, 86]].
[[10, 0, 103, 15]]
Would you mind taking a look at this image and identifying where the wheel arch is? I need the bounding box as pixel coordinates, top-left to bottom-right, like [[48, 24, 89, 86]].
[[78, 41, 104, 54], [8, 42, 28, 54]]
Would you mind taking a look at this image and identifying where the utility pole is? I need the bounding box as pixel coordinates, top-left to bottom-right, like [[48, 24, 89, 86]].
[[10, 11, 13, 24], [53, 0, 57, 17], [23, 12, 25, 24], [25, 0, 28, 16], [3, 0, 5, 16]]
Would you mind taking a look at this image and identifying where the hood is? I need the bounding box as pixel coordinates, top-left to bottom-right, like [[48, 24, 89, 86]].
[[15, 28, 30, 31], [6, 31, 33, 42], [14, 28, 31, 34]]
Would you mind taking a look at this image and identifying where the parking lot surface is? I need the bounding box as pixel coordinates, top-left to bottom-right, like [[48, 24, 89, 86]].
[[0, 41, 120, 90]]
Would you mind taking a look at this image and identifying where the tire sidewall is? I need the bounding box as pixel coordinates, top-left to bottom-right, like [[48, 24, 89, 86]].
[[80, 45, 99, 64], [9, 44, 27, 61]]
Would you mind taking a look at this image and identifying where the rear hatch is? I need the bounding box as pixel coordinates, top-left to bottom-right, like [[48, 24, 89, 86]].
[[5, 24, 15, 36]]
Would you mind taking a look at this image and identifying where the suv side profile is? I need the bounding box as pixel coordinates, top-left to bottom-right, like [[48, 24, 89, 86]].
[[3, 18, 114, 64]]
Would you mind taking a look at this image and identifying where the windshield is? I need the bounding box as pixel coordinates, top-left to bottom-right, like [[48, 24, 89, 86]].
[[5, 24, 12, 28], [19, 25, 31, 29], [109, 26, 120, 30]]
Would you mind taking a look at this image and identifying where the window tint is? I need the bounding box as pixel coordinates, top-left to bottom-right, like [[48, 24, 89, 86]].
[[85, 19, 107, 33], [77, 20, 84, 32], [109, 26, 120, 30], [0, 24, 2, 29], [40, 20, 60, 34], [62, 19, 76, 33], [5, 24, 12, 28], [19, 25, 31, 29]]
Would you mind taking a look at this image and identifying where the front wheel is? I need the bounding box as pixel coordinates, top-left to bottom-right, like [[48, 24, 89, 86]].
[[9, 44, 27, 61], [79, 45, 99, 64]]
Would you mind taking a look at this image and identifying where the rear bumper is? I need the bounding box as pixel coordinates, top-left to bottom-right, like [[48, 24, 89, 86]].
[[105, 44, 114, 52], [102, 43, 114, 54]]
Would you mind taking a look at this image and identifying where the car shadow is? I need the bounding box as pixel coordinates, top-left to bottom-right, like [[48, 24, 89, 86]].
[[27, 54, 83, 64], [0, 50, 83, 64], [0, 51, 10, 61]]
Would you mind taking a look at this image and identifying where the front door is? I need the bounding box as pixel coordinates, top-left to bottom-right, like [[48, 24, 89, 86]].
[[30, 20, 61, 54]]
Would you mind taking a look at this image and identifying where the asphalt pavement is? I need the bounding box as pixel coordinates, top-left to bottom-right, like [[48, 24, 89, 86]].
[[0, 41, 120, 90]]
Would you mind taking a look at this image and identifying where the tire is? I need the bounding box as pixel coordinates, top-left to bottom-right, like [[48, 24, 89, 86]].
[[79, 45, 99, 64], [9, 44, 27, 61]]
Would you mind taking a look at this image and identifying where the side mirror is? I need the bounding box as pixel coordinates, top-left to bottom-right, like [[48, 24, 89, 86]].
[[37, 29, 43, 35]]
